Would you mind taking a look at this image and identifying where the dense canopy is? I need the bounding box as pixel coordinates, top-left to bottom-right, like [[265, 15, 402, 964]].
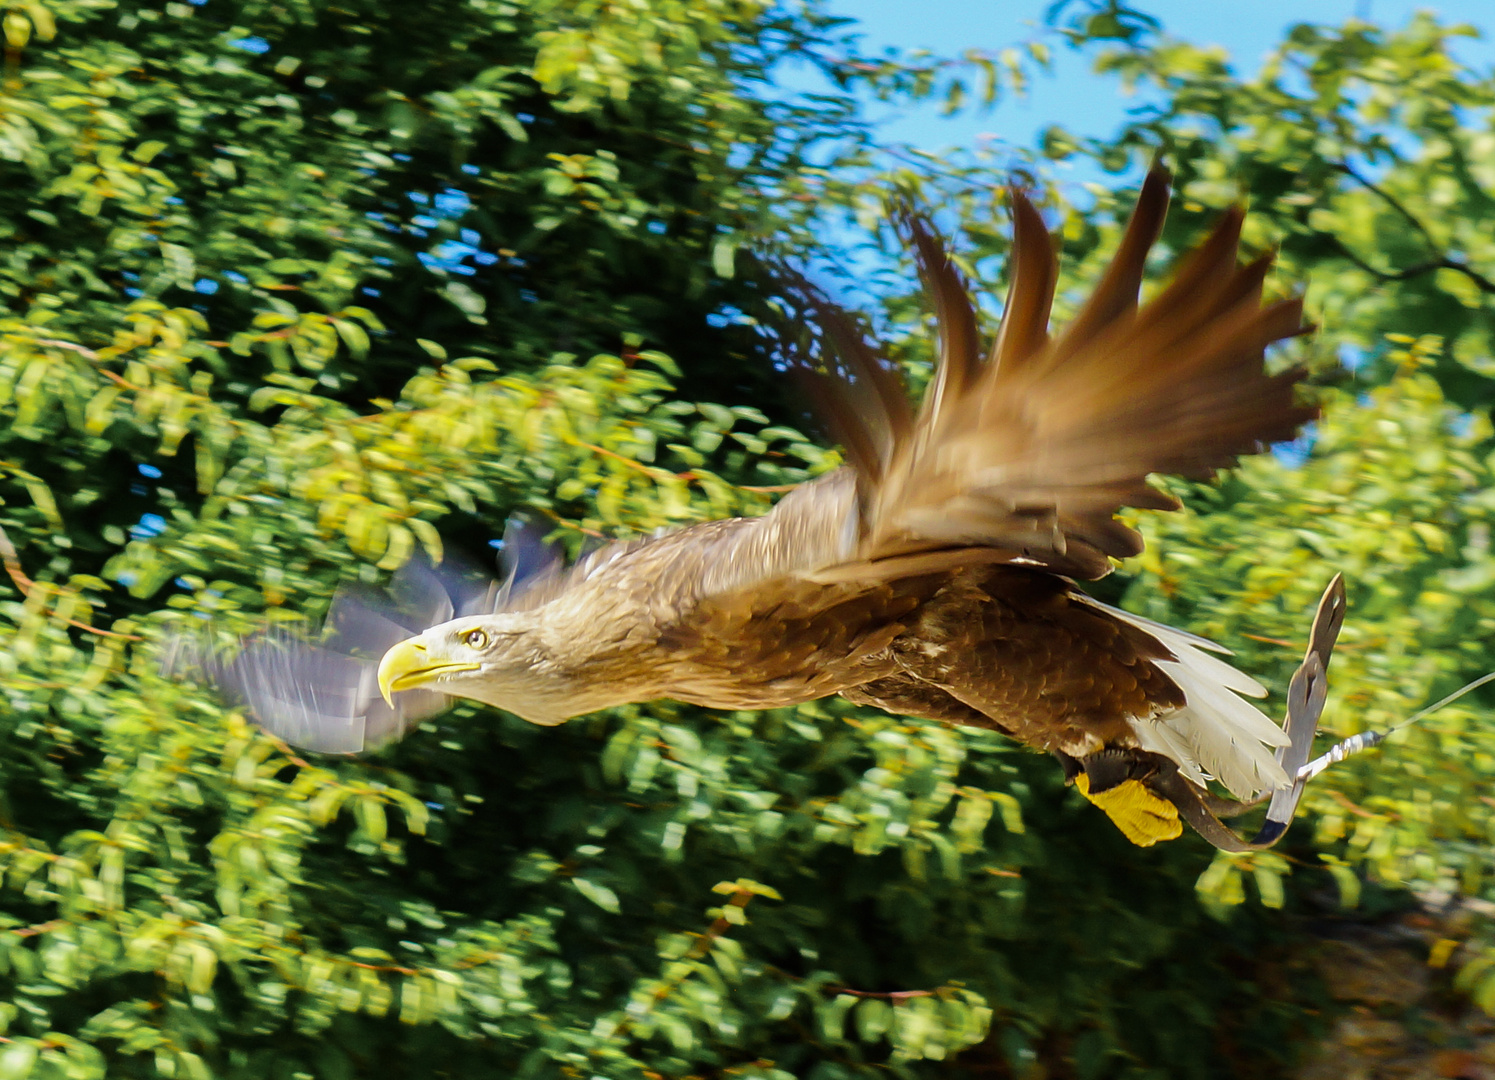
[[0, 1, 1493, 1078]]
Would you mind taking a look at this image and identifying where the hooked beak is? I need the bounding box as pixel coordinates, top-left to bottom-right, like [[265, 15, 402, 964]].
[[376, 637, 479, 707]]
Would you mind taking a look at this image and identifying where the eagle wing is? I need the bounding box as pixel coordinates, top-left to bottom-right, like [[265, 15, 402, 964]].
[[626, 168, 1312, 799], [644, 168, 1309, 641], [773, 165, 1312, 582], [169, 522, 559, 752]]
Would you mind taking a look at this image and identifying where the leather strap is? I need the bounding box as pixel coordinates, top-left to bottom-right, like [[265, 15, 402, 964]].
[[1147, 575, 1346, 851]]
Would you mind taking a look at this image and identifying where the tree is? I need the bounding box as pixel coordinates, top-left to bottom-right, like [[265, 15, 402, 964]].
[[0, 1, 1491, 1078], [1059, 9, 1495, 1026]]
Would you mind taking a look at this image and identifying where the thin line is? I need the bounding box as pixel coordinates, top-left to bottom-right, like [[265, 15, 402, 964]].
[[1390, 670, 1495, 735], [1297, 670, 1495, 783]]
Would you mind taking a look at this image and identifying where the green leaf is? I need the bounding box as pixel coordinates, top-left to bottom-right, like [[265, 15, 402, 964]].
[[442, 282, 487, 321], [818, 994, 857, 1044], [332, 318, 370, 359], [711, 235, 737, 278], [132, 140, 168, 163], [572, 878, 620, 914], [854, 998, 892, 1042], [0, 1041, 37, 1079], [1321, 856, 1362, 910], [1252, 865, 1285, 910]]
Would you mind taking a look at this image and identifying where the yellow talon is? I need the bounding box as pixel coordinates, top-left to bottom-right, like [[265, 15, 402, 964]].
[[1075, 774, 1183, 847]]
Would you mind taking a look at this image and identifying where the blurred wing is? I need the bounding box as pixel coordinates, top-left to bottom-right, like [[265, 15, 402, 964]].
[[201, 629, 450, 753], [488, 516, 571, 613], [171, 544, 528, 752]]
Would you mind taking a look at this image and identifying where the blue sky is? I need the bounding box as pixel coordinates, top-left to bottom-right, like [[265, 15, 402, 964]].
[[774, 1, 1494, 297], [827, 1, 1493, 157]]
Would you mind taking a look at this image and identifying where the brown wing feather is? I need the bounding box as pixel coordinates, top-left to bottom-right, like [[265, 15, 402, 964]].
[[897, 208, 985, 424], [1049, 164, 1170, 360], [856, 169, 1313, 578], [770, 267, 913, 487], [987, 190, 1058, 375]]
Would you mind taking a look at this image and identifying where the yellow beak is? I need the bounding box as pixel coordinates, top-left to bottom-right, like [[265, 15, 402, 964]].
[[376, 637, 479, 707]]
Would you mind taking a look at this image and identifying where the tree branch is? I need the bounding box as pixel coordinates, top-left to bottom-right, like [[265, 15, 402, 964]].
[[0, 524, 141, 641], [1330, 161, 1495, 296], [1329, 239, 1495, 295], [1334, 160, 1441, 250], [826, 985, 939, 1001]]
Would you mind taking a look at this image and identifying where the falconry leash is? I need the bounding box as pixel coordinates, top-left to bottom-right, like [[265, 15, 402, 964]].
[[1136, 575, 1495, 851]]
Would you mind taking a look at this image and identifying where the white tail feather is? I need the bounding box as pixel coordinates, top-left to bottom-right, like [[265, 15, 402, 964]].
[[1094, 601, 1291, 799], [1129, 716, 1210, 788], [1153, 663, 1290, 797]]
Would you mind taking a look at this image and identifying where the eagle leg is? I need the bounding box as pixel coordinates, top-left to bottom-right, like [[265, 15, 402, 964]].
[[1069, 575, 1346, 849], [1074, 770, 1183, 847], [1067, 747, 1182, 847], [1078, 746, 1158, 793]]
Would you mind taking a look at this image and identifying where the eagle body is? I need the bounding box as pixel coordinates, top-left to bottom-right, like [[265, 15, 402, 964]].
[[191, 166, 1323, 841], [479, 488, 1178, 751], [853, 565, 1186, 756], [444, 470, 1286, 799]]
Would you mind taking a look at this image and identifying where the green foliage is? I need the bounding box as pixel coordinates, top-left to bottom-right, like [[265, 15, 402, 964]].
[[0, 0, 1492, 1077], [1045, 10, 1495, 1038], [1054, 13, 1495, 407]]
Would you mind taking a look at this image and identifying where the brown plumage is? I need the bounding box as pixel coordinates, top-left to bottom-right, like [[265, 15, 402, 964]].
[[190, 167, 1320, 830]]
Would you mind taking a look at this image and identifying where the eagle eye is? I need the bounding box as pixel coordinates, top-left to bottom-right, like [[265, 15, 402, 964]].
[[462, 628, 489, 650]]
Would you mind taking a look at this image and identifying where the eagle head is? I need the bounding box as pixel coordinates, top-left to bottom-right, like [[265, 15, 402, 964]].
[[376, 614, 573, 726]]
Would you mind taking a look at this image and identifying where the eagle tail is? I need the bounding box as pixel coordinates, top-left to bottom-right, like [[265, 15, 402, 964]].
[[1084, 598, 1293, 799]]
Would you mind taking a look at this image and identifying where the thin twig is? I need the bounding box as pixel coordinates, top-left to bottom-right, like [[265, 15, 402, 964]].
[[11, 919, 64, 939], [1329, 239, 1494, 292], [1325, 789, 1382, 820], [34, 338, 143, 390], [575, 440, 682, 480], [263, 731, 312, 772], [826, 986, 939, 1001], [1329, 161, 1495, 295], [1241, 632, 1374, 653], [34, 338, 102, 360], [1334, 160, 1442, 250], [684, 887, 754, 962], [538, 507, 606, 539], [606, 886, 758, 1043], [1241, 634, 1298, 649], [0, 524, 141, 640], [348, 959, 419, 976]]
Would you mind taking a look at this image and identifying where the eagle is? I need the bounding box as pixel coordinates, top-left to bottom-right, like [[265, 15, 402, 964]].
[[185, 167, 1345, 850]]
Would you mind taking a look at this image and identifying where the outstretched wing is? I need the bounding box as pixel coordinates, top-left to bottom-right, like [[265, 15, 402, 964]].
[[779, 166, 1313, 581], [622, 169, 1316, 800], [177, 615, 449, 755], [561, 168, 1313, 666]]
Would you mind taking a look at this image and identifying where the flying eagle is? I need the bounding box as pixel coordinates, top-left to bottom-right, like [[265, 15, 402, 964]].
[[187, 167, 1345, 850]]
